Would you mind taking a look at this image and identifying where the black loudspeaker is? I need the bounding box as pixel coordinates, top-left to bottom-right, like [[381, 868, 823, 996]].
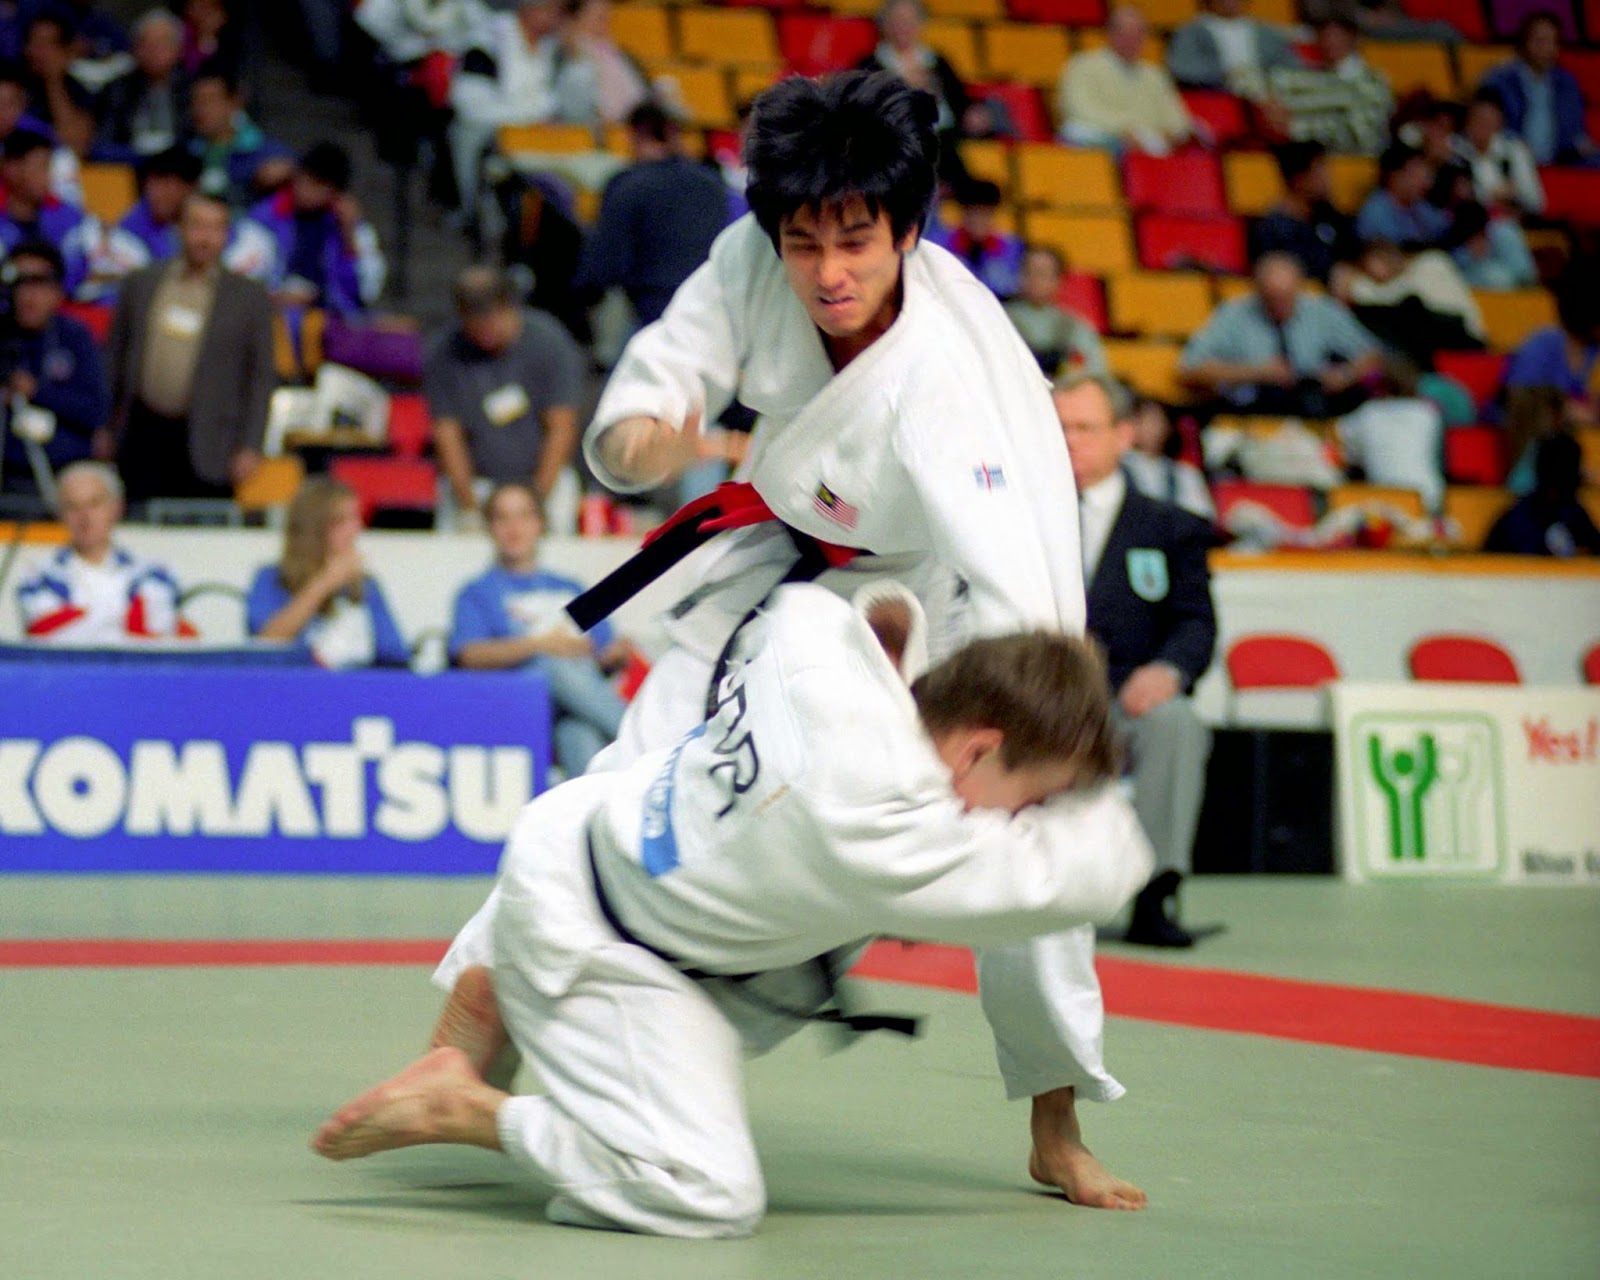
[[1192, 729, 1336, 875]]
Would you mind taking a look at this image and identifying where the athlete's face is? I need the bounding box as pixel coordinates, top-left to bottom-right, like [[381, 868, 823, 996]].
[[936, 728, 1081, 815], [777, 198, 915, 345]]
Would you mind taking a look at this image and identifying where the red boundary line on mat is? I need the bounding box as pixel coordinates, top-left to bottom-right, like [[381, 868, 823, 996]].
[[6, 938, 1598, 1079]]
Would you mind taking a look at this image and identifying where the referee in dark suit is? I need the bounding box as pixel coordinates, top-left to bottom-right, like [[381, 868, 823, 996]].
[[1055, 372, 1218, 947]]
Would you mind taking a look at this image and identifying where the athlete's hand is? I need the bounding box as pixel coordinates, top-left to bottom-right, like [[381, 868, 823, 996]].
[[600, 409, 721, 485]]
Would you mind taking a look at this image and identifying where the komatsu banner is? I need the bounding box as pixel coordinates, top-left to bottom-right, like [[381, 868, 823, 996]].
[[0, 666, 551, 874]]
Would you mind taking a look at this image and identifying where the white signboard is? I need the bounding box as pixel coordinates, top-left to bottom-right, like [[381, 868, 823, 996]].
[[1333, 683, 1600, 885]]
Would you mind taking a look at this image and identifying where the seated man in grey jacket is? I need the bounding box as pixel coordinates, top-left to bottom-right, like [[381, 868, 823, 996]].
[[1166, 0, 1301, 100]]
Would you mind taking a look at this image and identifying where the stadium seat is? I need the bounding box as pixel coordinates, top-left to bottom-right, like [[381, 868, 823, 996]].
[[61, 301, 112, 344], [777, 13, 876, 74], [1224, 152, 1283, 216], [1025, 211, 1133, 273], [1074, 28, 1164, 61], [969, 83, 1053, 142], [1226, 634, 1341, 691], [1007, 0, 1105, 22], [924, 19, 981, 80], [1443, 426, 1509, 485], [79, 163, 137, 224], [235, 455, 305, 515], [1327, 155, 1378, 212], [1212, 479, 1318, 528], [1123, 152, 1226, 216], [1108, 271, 1212, 338], [1358, 41, 1457, 98], [1443, 485, 1514, 547], [959, 139, 1014, 196], [329, 457, 439, 525], [733, 67, 781, 104], [926, 0, 1003, 19], [981, 23, 1070, 85], [1457, 44, 1514, 90], [1326, 483, 1427, 519], [1016, 144, 1120, 208], [1491, 0, 1578, 39], [1248, 0, 1295, 20], [1561, 48, 1600, 97], [1402, 0, 1489, 41], [678, 8, 780, 68], [1539, 167, 1600, 227], [656, 65, 736, 127], [1583, 641, 1600, 685], [825, 0, 884, 14], [1181, 90, 1250, 148], [386, 393, 432, 460], [1577, 426, 1600, 480], [1136, 214, 1247, 273], [608, 4, 673, 64], [1060, 271, 1107, 332], [1103, 338, 1189, 401], [497, 123, 596, 156], [1408, 634, 1521, 683], [1474, 288, 1559, 351], [1135, 0, 1200, 25], [1434, 350, 1508, 410]]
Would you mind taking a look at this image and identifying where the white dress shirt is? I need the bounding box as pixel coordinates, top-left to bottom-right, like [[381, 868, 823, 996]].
[[1079, 468, 1127, 582]]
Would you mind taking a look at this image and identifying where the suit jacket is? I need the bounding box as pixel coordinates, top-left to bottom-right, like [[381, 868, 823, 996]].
[[1085, 483, 1217, 693], [106, 261, 277, 485]]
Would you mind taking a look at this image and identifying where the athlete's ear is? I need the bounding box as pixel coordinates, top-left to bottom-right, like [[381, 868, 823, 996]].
[[947, 727, 1003, 785]]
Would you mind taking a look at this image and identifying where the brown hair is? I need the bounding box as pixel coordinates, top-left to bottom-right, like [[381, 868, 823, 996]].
[[278, 476, 362, 606], [483, 480, 545, 523], [911, 631, 1120, 785]]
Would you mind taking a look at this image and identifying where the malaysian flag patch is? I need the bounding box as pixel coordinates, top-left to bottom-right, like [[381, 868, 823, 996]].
[[812, 482, 859, 530], [973, 463, 1006, 491]]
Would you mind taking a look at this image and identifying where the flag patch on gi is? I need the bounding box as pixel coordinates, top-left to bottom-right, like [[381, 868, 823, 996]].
[[973, 463, 1006, 490], [812, 482, 859, 529]]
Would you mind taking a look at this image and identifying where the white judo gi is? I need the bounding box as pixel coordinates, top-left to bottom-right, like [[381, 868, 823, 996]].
[[565, 215, 1125, 1110], [436, 587, 1153, 1237]]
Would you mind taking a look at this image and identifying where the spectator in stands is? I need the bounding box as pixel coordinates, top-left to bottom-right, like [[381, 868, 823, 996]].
[[1267, 15, 1393, 156], [1300, 0, 1460, 44], [1180, 250, 1382, 416], [93, 8, 190, 163], [1248, 140, 1355, 284], [1452, 89, 1545, 218], [1003, 244, 1107, 379], [20, 10, 92, 154], [247, 475, 411, 668], [1055, 370, 1217, 948], [51, 0, 128, 63], [355, 0, 492, 65], [1056, 4, 1194, 157], [1335, 364, 1446, 511], [0, 59, 82, 203], [1478, 12, 1595, 167], [187, 63, 293, 207], [925, 179, 1023, 299], [15, 460, 186, 641], [180, 0, 240, 77], [0, 128, 94, 295], [425, 264, 585, 531], [1333, 238, 1484, 366], [1355, 143, 1452, 249], [552, 0, 649, 127], [573, 101, 730, 328], [1485, 432, 1600, 555], [450, 481, 631, 776], [1167, 0, 1300, 98], [103, 190, 275, 504], [249, 141, 385, 317], [0, 239, 108, 493], [1447, 201, 1537, 290], [1120, 394, 1215, 521], [858, 0, 990, 182]]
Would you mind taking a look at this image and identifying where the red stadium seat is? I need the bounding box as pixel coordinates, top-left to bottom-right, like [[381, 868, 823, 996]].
[[385, 393, 432, 460], [1559, 47, 1600, 96], [1492, 0, 1578, 39], [1212, 479, 1318, 529], [1434, 350, 1508, 410], [1443, 426, 1508, 485], [1584, 641, 1600, 685], [1227, 634, 1341, 691], [1180, 90, 1251, 147], [1123, 151, 1227, 216], [1409, 634, 1522, 684], [1136, 213, 1248, 273], [1007, 0, 1106, 21], [969, 83, 1053, 142], [1059, 271, 1107, 334], [1539, 167, 1600, 227], [777, 14, 877, 75], [329, 457, 438, 524], [1401, 0, 1489, 41], [61, 301, 112, 343]]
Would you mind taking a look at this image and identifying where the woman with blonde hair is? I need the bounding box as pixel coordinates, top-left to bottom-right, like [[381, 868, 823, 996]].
[[246, 476, 410, 668]]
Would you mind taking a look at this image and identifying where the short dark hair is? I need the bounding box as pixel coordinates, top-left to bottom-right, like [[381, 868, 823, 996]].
[[140, 145, 204, 185], [1378, 141, 1423, 182], [192, 59, 241, 96], [1467, 86, 1506, 115], [1446, 201, 1490, 246], [2, 127, 51, 162], [299, 141, 353, 191], [1316, 14, 1358, 36], [744, 70, 939, 251], [6, 238, 64, 282], [484, 481, 545, 522], [911, 631, 1120, 783], [1273, 139, 1325, 185], [957, 177, 1003, 209], [453, 264, 516, 316], [1534, 430, 1582, 496], [1517, 10, 1562, 52], [0, 59, 27, 90], [627, 100, 674, 143]]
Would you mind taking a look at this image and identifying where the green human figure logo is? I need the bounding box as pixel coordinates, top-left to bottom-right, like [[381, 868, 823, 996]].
[[1367, 732, 1439, 860]]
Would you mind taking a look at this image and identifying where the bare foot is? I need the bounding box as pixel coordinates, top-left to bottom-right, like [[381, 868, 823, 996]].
[[428, 965, 509, 1077], [1029, 1141, 1148, 1211], [311, 1046, 506, 1162]]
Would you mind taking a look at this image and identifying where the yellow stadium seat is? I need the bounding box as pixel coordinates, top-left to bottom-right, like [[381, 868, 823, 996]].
[[1133, 0, 1199, 27], [1224, 152, 1284, 216], [1359, 41, 1457, 99], [1103, 339, 1190, 402], [608, 3, 673, 64], [825, 0, 883, 14], [1456, 44, 1513, 92], [1073, 28, 1163, 62], [982, 23, 1070, 87], [498, 123, 597, 155], [1249, 0, 1296, 20], [1328, 155, 1378, 213], [1443, 485, 1514, 549], [926, 0, 1003, 17], [235, 455, 305, 514], [1215, 275, 1254, 301], [1016, 143, 1120, 209], [1023, 211, 1134, 274], [1583, 487, 1600, 529], [1475, 288, 1558, 351], [1576, 427, 1600, 480], [1327, 483, 1427, 519], [79, 162, 138, 224], [959, 139, 1014, 197], [677, 8, 780, 69], [732, 67, 781, 107], [1109, 272, 1212, 338], [924, 19, 980, 81], [657, 65, 735, 128]]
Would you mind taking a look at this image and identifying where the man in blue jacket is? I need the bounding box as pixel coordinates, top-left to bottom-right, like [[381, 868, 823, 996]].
[[1479, 12, 1596, 166]]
